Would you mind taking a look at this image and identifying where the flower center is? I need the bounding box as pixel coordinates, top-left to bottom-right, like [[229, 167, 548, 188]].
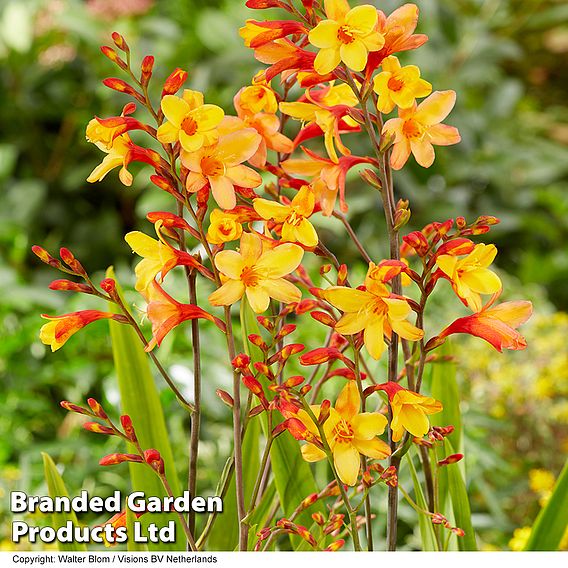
[[219, 220, 235, 236], [241, 265, 261, 287], [287, 210, 304, 227], [387, 75, 405, 92], [181, 116, 198, 136], [337, 25, 356, 45], [402, 119, 425, 140], [201, 156, 226, 177], [333, 419, 354, 443]]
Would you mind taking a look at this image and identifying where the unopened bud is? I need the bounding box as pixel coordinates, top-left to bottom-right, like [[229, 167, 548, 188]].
[[162, 68, 188, 97], [295, 299, 317, 314], [140, 55, 154, 87], [256, 316, 274, 332], [379, 130, 396, 153], [248, 334, 268, 351], [320, 263, 332, 275], [337, 264, 348, 285], [232, 353, 251, 370], [310, 311, 337, 327], [216, 389, 234, 408], [279, 343, 305, 360], [111, 32, 129, 53], [59, 248, 87, 276], [311, 512, 325, 525], [324, 539, 345, 552], [144, 449, 165, 475], [100, 46, 127, 70], [437, 453, 463, 466], [60, 401, 91, 416], [359, 169, 382, 190], [120, 415, 137, 443], [87, 398, 108, 420], [403, 231, 429, 257], [99, 453, 143, 466], [83, 422, 115, 435], [49, 279, 93, 294], [394, 207, 411, 230], [275, 324, 296, 341], [32, 245, 62, 269], [318, 399, 331, 425]]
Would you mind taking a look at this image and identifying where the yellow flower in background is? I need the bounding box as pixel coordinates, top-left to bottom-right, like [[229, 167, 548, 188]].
[[309, 0, 384, 74], [529, 468, 556, 507], [382, 90, 461, 170], [322, 265, 423, 360], [298, 381, 391, 486], [208, 232, 303, 313], [157, 90, 224, 152], [181, 129, 262, 210], [437, 243, 502, 312], [373, 55, 432, 113], [253, 186, 319, 247], [206, 209, 243, 245], [86, 133, 133, 186]]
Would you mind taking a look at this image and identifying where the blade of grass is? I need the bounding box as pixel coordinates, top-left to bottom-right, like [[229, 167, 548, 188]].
[[106, 267, 182, 550], [41, 453, 87, 552], [524, 459, 568, 551], [406, 450, 438, 551]]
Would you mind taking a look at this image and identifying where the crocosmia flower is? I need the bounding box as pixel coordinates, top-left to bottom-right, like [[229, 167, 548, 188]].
[[436, 243, 502, 312], [40, 310, 116, 352], [157, 90, 224, 153], [86, 133, 134, 186], [207, 209, 244, 245], [382, 90, 461, 170], [308, 0, 384, 74], [208, 232, 303, 313], [181, 129, 262, 210], [297, 381, 391, 486], [322, 264, 423, 360], [378, 382, 442, 442], [253, 185, 319, 247], [373, 55, 432, 113]]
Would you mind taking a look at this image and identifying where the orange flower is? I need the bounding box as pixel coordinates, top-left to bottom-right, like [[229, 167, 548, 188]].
[[382, 90, 461, 170], [208, 232, 303, 313], [436, 243, 502, 311], [321, 263, 423, 359], [377, 381, 442, 442], [144, 281, 225, 351], [206, 209, 243, 245], [297, 381, 391, 486], [253, 186, 319, 247], [282, 148, 371, 215], [437, 295, 532, 352], [181, 129, 262, 210], [40, 310, 116, 352]]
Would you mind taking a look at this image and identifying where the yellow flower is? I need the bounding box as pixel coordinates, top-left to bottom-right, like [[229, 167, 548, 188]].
[[181, 129, 262, 210], [206, 209, 243, 245], [308, 0, 384, 75], [373, 55, 432, 113], [253, 186, 319, 247], [298, 381, 391, 486], [208, 232, 303, 313], [321, 264, 423, 360], [86, 133, 133, 186], [235, 72, 278, 115], [382, 90, 461, 170], [125, 227, 202, 293], [389, 388, 442, 442], [437, 243, 502, 312], [156, 89, 224, 153], [509, 527, 531, 552]]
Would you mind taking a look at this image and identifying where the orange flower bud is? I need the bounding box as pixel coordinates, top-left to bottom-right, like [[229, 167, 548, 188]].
[[295, 299, 318, 314], [359, 169, 382, 190], [256, 316, 274, 332], [99, 453, 143, 466], [102, 78, 144, 104], [141, 55, 154, 86], [284, 417, 309, 440], [242, 375, 268, 408], [32, 245, 62, 269], [283, 375, 304, 388], [312, 512, 325, 525], [319, 264, 332, 275], [83, 422, 115, 435], [279, 343, 305, 361], [100, 46, 127, 70], [100, 277, 117, 297], [310, 311, 337, 327], [436, 237, 474, 257], [299, 385, 312, 396], [49, 279, 93, 294], [275, 324, 296, 341], [144, 449, 164, 475], [403, 231, 429, 256], [161, 68, 187, 97], [337, 264, 348, 285], [318, 399, 331, 425], [299, 347, 344, 366], [452, 527, 466, 537], [248, 334, 268, 351], [111, 32, 129, 53], [232, 353, 251, 370], [324, 539, 345, 552], [253, 362, 274, 380], [87, 398, 108, 419], [59, 248, 87, 276], [300, 493, 319, 510]]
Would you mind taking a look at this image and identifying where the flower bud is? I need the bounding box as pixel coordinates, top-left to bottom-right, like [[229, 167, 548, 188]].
[[100, 46, 127, 70], [111, 32, 129, 53], [279, 343, 305, 361], [300, 493, 318, 510], [295, 299, 318, 314], [337, 264, 348, 285], [299, 385, 312, 396], [49, 279, 93, 294], [300, 347, 344, 366], [403, 231, 429, 257], [144, 449, 165, 475], [87, 398, 108, 420], [324, 539, 345, 552], [248, 334, 268, 351], [359, 169, 382, 190], [60, 401, 91, 415], [59, 248, 87, 276], [319, 263, 332, 275], [318, 399, 331, 425], [102, 78, 145, 103], [310, 311, 336, 327], [162, 68, 188, 97], [99, 453, 143, 466], [275, 324, 296, 341], [140, 55, 154, 87], [232, 353, 251, 370], [32, 245, 62, 269], [311, 512, 325, 525], [83, 422, 115, 435], [437, 453, 463, 466], [256, 316, 274, 332], [216, 389, 234, 408], [253, 362, 274, 380]]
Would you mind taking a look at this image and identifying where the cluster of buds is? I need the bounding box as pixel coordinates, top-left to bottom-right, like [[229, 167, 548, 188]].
[[430, 513, 465, 538]]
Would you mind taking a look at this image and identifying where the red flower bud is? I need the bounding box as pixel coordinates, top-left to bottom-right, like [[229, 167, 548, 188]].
[[256, 316, 274, 332], [436, 238, 474, 257], [100, 278, 117, 296], [140, 55, 154, 86], [216, 389, 234, 408], [312, 512, 325, 525], [144, 449, 164, 475], [295, 299, 318, 314], [60, 401, 91, 416], [324, 539, 345, 552], [280, 343, 305, 360], [283, 375, 304, 388], [59, 248, 87, 276], [299, 347, 344, 366], [120, 415, 137, 443], [337, 264, 348, 285], [275, 324, 296, 341], [102, 78, 145, 104], [437, 453, 464, 466], [49, 279, 93, 294], [111, 32, 129, 53], [32, 245, 62, 269], [232, 353, 251, 370], [310, 310, 337, 327], [248, 334, 268, 350], [403, 231, 429, 256], [100, 46, 127, 70]]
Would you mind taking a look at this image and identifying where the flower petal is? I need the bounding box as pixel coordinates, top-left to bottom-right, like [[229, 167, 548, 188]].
[[301, 443, 326, 462], [214, 250, 245, 279], [309, 20, 341, 48], [253, 198, 290, 222], [161, 95, 189, 127], [333, 443, 360, 486], [246, 285, 271, 313], [210, 175, 236, 210], [335, 380, 360, 420], [351, 412, 388, 439], [255, 243, 303, 278], [322, 287, 372, 312], [262, 278, 302, 304], [340, 40, 368, 72], [410, 139, 435, 168], [353, 437, 391, 460], [415, 90, 456, 126], [208, 279, 245, 307], [314, 47, 342, 75], [226, 164, 262, 188], [427, 123, 461, 146], [345, 5, 378, 34], [216, 129, 261, 166], [363, 316, 386, 360], [156, 121, 179, 144], [335, 311, 368, 335]]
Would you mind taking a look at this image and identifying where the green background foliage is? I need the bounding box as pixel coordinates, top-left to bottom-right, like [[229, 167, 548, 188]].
[[1, 0, 566, 551]]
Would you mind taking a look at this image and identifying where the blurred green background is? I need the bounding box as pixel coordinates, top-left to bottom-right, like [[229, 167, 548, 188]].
[[1, 0, 567, 551]]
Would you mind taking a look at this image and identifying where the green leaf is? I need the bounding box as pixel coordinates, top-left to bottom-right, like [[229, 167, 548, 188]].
[[407, 450, 438, 551], [444, 438, 477, 551], [208, 414, 261, 550], [106, 267, 182, 550], [525, 459, 568, 551], [41, 453, 87, 552]]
